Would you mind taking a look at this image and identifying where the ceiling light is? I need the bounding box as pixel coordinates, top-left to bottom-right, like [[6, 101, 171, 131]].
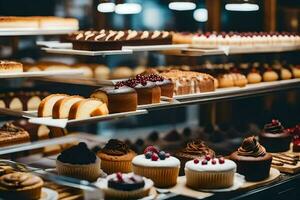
[[193, 8, 208, 22], [168, 2, 196, 11], [225, 0, 259, 11], [97, 2, 115, 13], [115, 3, 142, 14]]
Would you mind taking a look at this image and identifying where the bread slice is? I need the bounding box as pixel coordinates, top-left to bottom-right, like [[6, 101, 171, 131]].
[[38, 94, 69, 117], [52, 95, 84, 119], [68, 98, 109, 120]]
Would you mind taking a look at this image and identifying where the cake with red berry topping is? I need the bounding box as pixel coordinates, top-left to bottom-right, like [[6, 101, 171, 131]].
[[288, 125, 300, 152], [259, 119, 291, 153], [230, 136, 272, 181], [132, 146, 180, 187], [91, 86, 137, 113], [185, 156, 236, 189], [96, 172, 153, 199]]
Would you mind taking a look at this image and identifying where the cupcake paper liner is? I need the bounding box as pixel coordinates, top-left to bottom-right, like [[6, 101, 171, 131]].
[[56, 158, 102, 182], [101, 159, 132, 175], [185, 169, 235, 189], [0, 181, 43, 200], [132, 165, 179, 188]]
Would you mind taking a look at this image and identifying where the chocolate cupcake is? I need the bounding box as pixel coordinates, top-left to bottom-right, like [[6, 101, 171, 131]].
[[97, 139, 136, 174], [56, 142, 102, 181], [175, 139, 215, 175], [230, 136, 272, 181], [259, 119, 291, 152]]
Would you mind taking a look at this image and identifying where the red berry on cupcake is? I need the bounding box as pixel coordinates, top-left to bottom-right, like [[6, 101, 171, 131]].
[[151, 153, 159, 161], [219, 157, 225, 164], [194, 159, 199, 164], [144, 146, 159, 154], [211, 159, 217, 165], [205, 155, 211, 161], [201, 159, 208, 165]]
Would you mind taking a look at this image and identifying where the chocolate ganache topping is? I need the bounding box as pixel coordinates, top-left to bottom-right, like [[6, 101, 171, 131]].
[[101, 139, 130, 156], [264, 119, 285, 134], [238, 136, 266, 157], [0, 172, 42, 189], [181, 140, 215, 156]]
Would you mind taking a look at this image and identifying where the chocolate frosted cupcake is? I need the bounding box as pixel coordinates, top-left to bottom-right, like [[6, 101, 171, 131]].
[[97, 139, 136, 174], [56, 142, 102, 181], [230, 136, 272, 181], [259, 119, 291, 152], [175, 140, 215, 175]]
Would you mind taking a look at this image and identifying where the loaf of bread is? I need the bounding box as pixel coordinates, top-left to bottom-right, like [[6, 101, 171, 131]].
[[38, 94, 69, 117], [52, 96, 84, 119]]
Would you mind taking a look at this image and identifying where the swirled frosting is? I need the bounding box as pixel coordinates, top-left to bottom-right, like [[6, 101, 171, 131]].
[[0, 172, 42, 189], [264, 119, 285, 134], [237, 136, 266, 157], [181, 140, 215, 156], [101, 139, 130, 156]]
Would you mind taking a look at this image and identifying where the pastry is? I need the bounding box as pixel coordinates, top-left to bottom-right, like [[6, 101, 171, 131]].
[[97, 139, 136, 174], [132, 146, 180, 187], [218, 74, 235, 88], [291, 65, 300, 78], [288, 125, 300, 152], [91, 86, 137, 113], [247, 69, 262, 84], [175, 140, 215, 175], [96, 172, 153, 199], [111, 66, 133, 79], [185, 156, 236, 189], [280, 68, 292, 80], [0, 172, 43, 200], [56, 142, 102, 181], [259, 119, 291, 152], [34, 61, 70, 71], [68, 98, 109, 120], [0, 123, 30, 147], [52, 95, 84, 119], [231, 73, 248, 87], [38, 94, 69, 117], [93, 64, 110, 80], [230, 136, 272, 181], [36, 16, 79, 30], [263, 69, 279, 82], [0, 60, 23, 73], [133, 66, 146, 76], [71, 63, 93, 78], [0, 16, 39, 29]]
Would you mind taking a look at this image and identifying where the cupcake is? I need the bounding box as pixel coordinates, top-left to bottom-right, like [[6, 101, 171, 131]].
[[185, 156, 236, 189], [259, 119, 291, 152], [56, 142, 102, 181], [97, 139, 136, 174], [175, 139, 215, 175], [132, 146, 180, 188], [288, 125, 300, 152], [96, 172, 153, 199], [230, 136, 272, 181], [0, 172, 43, 200]]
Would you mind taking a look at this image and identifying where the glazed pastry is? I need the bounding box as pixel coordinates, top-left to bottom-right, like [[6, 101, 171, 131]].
[[259, 119, 291, 152], [71, 63, 93, 78], [0, 60, 23, 73], [91, 86, 137, 113], [0, 172, 43, 200], [218, 74, 234, 88], [231, 73, 248, 87], [291, 65, 300, 78], [96, 172, 153, 199], [93, 64, 110, 80], [247, 69, 262, 84], [230, 136, 272, 181], [263, 69, 279, 82], [97, 139, 136, 174], [0, 123, 30, 147], [185, 156, 236, 189], [111, 66, 133, 79], [132, 146, 180, 187], [280, 68, 292, 80], [56, 142, 102, 181], [175, 140, 215, 175]]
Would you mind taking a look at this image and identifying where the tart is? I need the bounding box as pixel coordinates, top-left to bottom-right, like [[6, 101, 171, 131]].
[[132, 146, 180, 187], [259, 119, 291, 152], [230, 136, 272, 181], [185, 156, 236, 189], [97, 139, 136, 174], [0, 172, 43, 200], [56, 142, 102, 181], [96, 172, 153, 199]]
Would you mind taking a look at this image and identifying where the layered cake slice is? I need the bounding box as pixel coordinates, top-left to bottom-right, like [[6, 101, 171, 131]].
[[38, 94, 69, 117], [52, 96, 84, 119]]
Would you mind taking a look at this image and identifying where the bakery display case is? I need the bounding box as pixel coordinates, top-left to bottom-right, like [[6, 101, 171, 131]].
[[0, 0, 300, 200]]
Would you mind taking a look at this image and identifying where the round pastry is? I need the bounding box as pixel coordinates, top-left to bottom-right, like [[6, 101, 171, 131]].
[[0, 172, 43, 200], [231, 73, 248, 87], [111, 66, 133, 79], [72, 63, 93, 78], [97, 139, 136, 174], [93, 64, 110, 80], [230, 136, 272, 181], [56, 142, 102, 181], [132, 146, 180, 187], [175, 139, 215, 175], [291, 66, 300, 78], [263, 69, 279, 82], [247, 69, 262, 84], [218, 74, 234, 88], [259, 119, 291, 153], [280, 68, 292, 80], [96, 172, 153, 199], [133, 66, 146, 76], [185, 156, 236, 189]]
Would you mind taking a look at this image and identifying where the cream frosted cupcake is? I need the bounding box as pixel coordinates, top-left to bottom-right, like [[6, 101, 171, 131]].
[[56, 142, 102, 181], [132, 146, 180, 188], [96, 172, 153, 199], [185, 156, 236, 189]]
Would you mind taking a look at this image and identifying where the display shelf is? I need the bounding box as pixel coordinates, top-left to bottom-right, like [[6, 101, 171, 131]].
[[0, 29, 78, 36], [41, 47, 133, 56], [0, 69, 84, 79]]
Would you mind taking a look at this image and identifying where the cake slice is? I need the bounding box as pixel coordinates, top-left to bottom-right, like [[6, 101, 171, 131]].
[[68, 98, 109, 120], [38, 94, 69, 117], [52, 95, 84, 119]]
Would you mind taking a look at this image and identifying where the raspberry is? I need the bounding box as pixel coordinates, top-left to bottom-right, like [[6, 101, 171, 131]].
[[144, 146, 159, 154]]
